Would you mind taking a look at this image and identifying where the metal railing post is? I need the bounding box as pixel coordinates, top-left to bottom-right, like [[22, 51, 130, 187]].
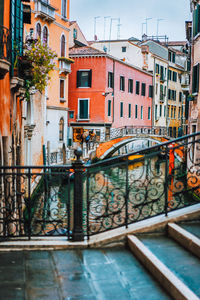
[[71, 148, 84, 241]]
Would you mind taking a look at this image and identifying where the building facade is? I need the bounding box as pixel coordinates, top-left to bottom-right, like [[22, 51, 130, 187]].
[[189, 0, 200, 135], [24, 0, 71, 165], [0, 0, 31, 167], [68, 46, 153, 144]]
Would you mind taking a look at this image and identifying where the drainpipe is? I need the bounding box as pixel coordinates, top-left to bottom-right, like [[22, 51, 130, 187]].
[[112, 60, 115, 124], [152, 57, 156, 127]]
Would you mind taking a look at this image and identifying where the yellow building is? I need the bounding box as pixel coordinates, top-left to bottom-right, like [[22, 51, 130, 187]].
[[167, 49, 185, 138], [24, 0, 72, 165]]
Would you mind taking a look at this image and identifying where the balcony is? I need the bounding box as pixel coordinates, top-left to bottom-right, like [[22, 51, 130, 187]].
[[181, 74, 190, 91], [0, 25, 11, 79], [59, 57, 74, 74], [35, 0, 56, 22]]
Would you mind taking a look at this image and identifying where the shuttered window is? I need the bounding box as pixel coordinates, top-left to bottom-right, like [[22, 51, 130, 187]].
[[120, 76, 125, 91], [128, 79, 133, 93], [79, 99, 89, 119], [136, 81, 140, 95], [192, 64, 200, 93], [172, 71, 177, 82], [193, 4, 200, 37], [108, 72, 114, 88], [120, 102, 123, 117], [0, 0, 4, 25], [128, 104, 131, 118], [108, 100, 111, 117], [77, 70, 92, 88], [149, 85, 153, 98], [141, 83, 146, 96], [160, 85, 164, 101]]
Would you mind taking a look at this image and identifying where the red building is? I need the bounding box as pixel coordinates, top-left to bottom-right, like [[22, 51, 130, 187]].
[[69, 47, 153, 143]]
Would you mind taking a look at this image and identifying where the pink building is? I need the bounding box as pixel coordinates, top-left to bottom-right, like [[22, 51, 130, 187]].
[[69, 47, 153, 143]]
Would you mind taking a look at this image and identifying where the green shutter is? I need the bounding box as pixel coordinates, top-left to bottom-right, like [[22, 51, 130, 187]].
[[79, 100, 88, 119], [88, 70, 92, 87], [77, 71, 81, 87], [0, 0, 4, 25]]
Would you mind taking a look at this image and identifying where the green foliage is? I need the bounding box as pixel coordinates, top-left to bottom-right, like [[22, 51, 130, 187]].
[[24, 39, 57, 96]]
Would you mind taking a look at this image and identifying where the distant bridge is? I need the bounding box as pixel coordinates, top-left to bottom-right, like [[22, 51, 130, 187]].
[[96, 126, 171, 159]]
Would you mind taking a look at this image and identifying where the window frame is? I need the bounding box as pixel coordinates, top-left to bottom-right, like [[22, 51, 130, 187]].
[[108, 100, 111, 117], [136, 81, 140, 95], [61, 0, 67, 18], [60, 34, 66, 57], [77, 70, 92, 88], [120, 76, 125, 91], [128, 78, 133, 93], [128, 103, 131, 118], [141, 83, 146, 96], [120, 102, 123, 118], [78, 98, 90, 120], [60, 78, 65, 100]]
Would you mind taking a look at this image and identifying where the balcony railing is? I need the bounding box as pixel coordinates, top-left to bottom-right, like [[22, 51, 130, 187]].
[[59, 58, 72, 74], [0, 132, 200, 241], [35, 0, 56, 22], [0, 25, 11, 78]]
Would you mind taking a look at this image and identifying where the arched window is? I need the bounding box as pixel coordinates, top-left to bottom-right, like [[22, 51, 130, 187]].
[[62, 0, 67, 18], [36, 23, 41, 39], [61, 35, 65, 57], [59, 118, 64, 141], [43, 26, 48, 44]]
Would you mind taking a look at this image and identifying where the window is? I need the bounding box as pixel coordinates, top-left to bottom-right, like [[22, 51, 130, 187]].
[[135, 104, 138, 119], [108, 100, 111, 117], [60, 79, 65, 99], [136, 81, 140, 95], [61, 0, 67, 18], [167, 106, 170, 118], [43, 26, 48, 44], [0, 0, 4, 25], [59, 118, 64, 141], [108, 72, 114, 88], [156, 83, 158, 95], [174, 107, 176, 118], [128, 79, 133, 93], [172, 71, 177, 82], [141, 83, 146, 96], [155, 105, 158, 120], [168, 89, 171, 100], [120, 102, 123, 117], [61, 34, 65, 57], [128, 104, 131, 118], [193, 4, 200, 37], [78, 99, 89, 119], [149, 85, 153, 98], [164, 105, 166, 117], [156, 64, 160, 74], [77, 70, 92, 88], [120, 76, 125, 91], [148, 107, 151, 120], [179, 92, 182, 102], [160, 105, 162, 117], [168, 70, 172, 80], [178, 107, 181, 119], [192, 64, 199, 93], [141, 106, 143, 119], [169, 51, 175, 63], [160, 66, 164, 80], [122, 46, 126, 52], [171, 106, 173, 118], [36, 23, 41, 39], [160, 85, 164, 101], [69, 111, 74, 119]]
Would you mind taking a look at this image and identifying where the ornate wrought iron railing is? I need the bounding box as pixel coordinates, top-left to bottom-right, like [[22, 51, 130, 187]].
[[0, 25, 11, 61], [110, 126, 168, 140], [85, 131, 200, 237], [0, 132, 199, 241]]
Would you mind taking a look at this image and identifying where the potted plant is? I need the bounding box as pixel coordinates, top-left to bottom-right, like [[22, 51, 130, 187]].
[[23, 39, 57, 100]]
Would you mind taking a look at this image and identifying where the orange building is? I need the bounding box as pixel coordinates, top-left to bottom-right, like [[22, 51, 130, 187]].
[[24, 0, 72, 165], [0, 0, 31, 166], [69, 46, 153, 143]]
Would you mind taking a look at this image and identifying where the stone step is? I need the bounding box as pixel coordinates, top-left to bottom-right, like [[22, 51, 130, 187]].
[[129, 233, 200, 299], [168, 223, 200, 259], [179, 221, 200, 239]]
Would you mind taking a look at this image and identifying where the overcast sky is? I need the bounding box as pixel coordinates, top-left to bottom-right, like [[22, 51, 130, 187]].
[[70, 0, 191, 41]]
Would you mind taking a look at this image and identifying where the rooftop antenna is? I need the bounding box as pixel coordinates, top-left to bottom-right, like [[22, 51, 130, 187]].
[[141, 22, 146, 37], [109, 18, 118, 51], [94, 16, 101, 40], [145, 17, 152, 35], [117, 18, 122, 39], [157, 18, 164, 38], [104, 16, 111, 40]]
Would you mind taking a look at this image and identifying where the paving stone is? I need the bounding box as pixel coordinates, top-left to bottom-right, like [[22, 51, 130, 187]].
[[27, 287, 60, 300], [0, 284, 25, 300]]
